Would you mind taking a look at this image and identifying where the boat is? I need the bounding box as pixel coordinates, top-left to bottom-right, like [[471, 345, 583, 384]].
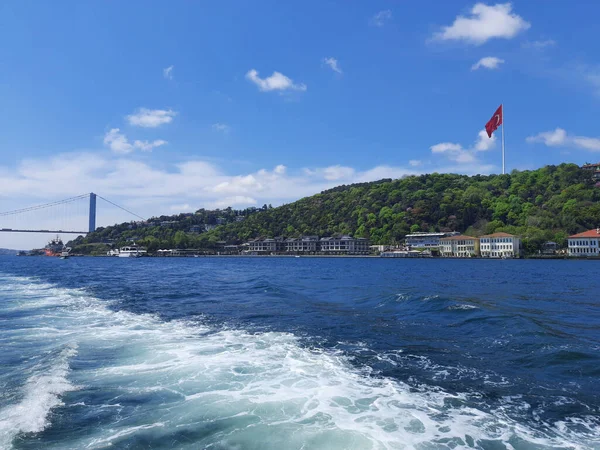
[[60, 247, 71, 259], [44, 237, 65, 257], [117, 245, 147, 258]]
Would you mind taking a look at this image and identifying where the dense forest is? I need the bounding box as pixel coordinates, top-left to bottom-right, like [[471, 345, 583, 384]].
[[70, 164, 600, 255]]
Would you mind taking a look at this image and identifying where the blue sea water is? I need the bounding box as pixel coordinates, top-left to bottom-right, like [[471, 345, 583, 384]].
[[0, 256, 599, 449]]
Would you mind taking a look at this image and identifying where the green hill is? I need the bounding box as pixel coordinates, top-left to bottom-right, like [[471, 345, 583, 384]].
[[72, 164, 600, 255]]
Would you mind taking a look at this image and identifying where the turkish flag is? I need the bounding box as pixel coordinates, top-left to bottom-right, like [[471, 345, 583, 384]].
[[485, 105, 503, 138]]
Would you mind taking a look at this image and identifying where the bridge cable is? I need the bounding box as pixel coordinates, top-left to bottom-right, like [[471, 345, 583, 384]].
[[0, 194, 89, 216], [96, 195, 146, 221]]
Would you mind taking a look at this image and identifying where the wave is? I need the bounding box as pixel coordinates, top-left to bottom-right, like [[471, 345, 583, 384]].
[[0, 345, 78, 449], [0, 274, 598, 449]]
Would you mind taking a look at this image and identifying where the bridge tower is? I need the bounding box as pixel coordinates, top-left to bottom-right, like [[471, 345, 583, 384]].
[[89, 193, 97, 232]]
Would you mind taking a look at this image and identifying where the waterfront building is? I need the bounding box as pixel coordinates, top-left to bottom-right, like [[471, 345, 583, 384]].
[[285, 236, 319, 253], [247, 235, 369, 255], [405, 232, 460, 249], [247, 237, 285, 254], [319, 236, 370, 255], [439, 235, 480, 257], [567, 229, 600, 256], [479, 232, 521, 258], [542, 241, 558, 255]]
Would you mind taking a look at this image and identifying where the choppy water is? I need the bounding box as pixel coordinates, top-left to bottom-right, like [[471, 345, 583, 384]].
[[0, 256, 599, 449]]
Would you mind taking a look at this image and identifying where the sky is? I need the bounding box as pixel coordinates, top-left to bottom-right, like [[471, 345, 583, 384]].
[[1, 1, 600, 249]]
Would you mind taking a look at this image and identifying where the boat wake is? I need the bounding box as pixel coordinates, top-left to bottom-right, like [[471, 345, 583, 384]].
[[0, 274, 598, 449]]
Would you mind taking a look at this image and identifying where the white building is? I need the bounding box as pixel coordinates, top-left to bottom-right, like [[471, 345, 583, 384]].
[[405, 232, 459, 249], [439, 235, 480, 257], [479, 232, 521, 258], [567, 229, 600, 256]]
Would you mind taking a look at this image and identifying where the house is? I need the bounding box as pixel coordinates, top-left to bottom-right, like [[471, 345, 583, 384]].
[[189, 225, 202, 234], [405, 232, 460, 249], [567, 229, 600, 256], [439, 235, 480, 257], [581, 163, 600, 183], [479, 232, 521, 258]]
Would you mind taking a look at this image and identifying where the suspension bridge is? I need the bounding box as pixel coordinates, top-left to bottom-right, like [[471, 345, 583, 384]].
[[0, 193, 145, 234]]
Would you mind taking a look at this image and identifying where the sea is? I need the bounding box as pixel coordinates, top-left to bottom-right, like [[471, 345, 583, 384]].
[[0, 256, 599, 450]]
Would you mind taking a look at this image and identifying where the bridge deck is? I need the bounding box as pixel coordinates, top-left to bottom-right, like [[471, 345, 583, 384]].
[[0, 229, 88, 234]]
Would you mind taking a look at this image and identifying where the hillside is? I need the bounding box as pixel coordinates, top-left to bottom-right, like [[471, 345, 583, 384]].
[[68, 206, 265, 255], [73, 164, 600, 255]]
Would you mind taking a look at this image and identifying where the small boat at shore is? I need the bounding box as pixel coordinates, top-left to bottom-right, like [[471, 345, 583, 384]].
[[117, 245, 147, 258]]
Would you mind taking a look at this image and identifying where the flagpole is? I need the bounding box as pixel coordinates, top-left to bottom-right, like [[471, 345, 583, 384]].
[[502, 103, 505, 175]]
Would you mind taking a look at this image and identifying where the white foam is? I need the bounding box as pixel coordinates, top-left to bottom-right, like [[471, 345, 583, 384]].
[[0, 273, 598, 450], [0, 345, 78, 449]]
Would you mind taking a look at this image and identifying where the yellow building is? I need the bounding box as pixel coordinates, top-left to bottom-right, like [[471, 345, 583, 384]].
[[439, 235, 480, 257]]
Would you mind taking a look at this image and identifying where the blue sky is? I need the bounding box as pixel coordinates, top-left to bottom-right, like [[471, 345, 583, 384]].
[[1, 1, 600, 248]]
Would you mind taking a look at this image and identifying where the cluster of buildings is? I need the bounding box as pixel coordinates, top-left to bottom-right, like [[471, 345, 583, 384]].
[[383, 228, 600, 258], [581, 162, 600, 187], [246, 235, 370, 255], [383, 231, 522, 258]]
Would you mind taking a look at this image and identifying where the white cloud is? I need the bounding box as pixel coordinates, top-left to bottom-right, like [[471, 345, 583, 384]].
[[274, 164, 287, 175], [104, 128, 133, 154], [323, 165, 356, 181], [474, 129, 497, 151], [170, 203, 192, 212], [434, 3, 530, 45], [163, 65, 174, 80], [471, 56, 505, 71], [527, 128, 600, 151], [409, 160, 422, 167], [432, 129, 497, 164], [209, 196, 257, 209], [133, 139, 168, 152], [245, 69, 307, 92], [103, 129, 167, 153], [431, 143, 476, 163], [126, 108, 177, 128], [212, 123, 231, 133], [523, 39, 556, 49], [526, 128, 567, 146], [370, 10, 392, 27], [323, 57, 342, 74]]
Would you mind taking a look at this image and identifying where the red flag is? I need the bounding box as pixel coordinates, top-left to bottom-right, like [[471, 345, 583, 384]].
[[485, 105, 503, 138]]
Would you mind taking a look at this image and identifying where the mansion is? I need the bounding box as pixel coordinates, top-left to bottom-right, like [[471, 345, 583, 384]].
[[567, 229, 600, 256]]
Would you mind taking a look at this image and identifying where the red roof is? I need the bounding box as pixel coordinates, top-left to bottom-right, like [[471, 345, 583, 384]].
[[480, 232, 516, 238], [439, 235, 478, 241], [569, 229, 600, 238]]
